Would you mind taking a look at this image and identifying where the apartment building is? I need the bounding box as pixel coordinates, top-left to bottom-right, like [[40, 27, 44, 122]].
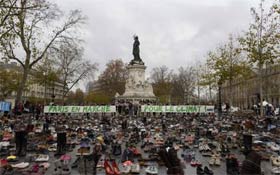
[[0, 62, 67, 104], [221, 64, 280, 109]]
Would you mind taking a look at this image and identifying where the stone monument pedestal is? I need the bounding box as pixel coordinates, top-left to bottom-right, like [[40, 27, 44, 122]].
[[116, 63, 156, 102], [116, 36, 156, 103]]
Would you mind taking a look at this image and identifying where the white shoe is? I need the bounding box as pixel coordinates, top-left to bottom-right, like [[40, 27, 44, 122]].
[[145, 166, 158, 174], [130, 163, 140, 173], [11, 162, 29, 168], [215, 157, 221, 166]]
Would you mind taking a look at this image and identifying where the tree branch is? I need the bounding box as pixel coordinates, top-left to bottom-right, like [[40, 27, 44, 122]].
[[29, 12, 84, 69], [64, 70, 87, 96], [0, 40, 24, 67], [8, 42, 24, 67]]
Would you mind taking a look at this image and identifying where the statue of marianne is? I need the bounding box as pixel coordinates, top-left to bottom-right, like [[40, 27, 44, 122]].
[[131, 35, 144, 65]]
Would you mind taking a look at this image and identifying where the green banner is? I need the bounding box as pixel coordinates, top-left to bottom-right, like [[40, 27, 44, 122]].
[[141, 105, 214, 113], [44, 105, 116, 113]]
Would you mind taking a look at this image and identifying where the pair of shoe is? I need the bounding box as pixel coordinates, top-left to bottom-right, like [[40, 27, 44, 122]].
[[39, 162, 50, 169], [104, 160, 120, 175], [209, 155, 221, 166], [53, 164, 71, 175], [145, 165, 158, 174], [197, 165, 214, 175], [130, 162, 140, 173], [204, 166, 214, 175], [191, 160, 202, 167], [196, 165, 204, 175], [61, 165, 71, 175]]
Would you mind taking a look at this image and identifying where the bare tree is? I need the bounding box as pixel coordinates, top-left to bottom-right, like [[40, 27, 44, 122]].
[[150, 66, 173, 104], [150, 66, 173, 84], [171, 67, 196, 104], [51, 41, 97, 102], [0, 0, 85, 103], [199, 64, 217, 103]]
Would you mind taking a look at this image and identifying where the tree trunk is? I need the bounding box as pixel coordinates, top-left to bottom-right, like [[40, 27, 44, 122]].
[[209, 86, 212, 102], [229, 76, 232, 108], [259, 65, 264, 117], [198, 85, 200, 106], [218, 82, 222, 118], [62, 81, 68, 104], [44, 80, 47, 105], [16, 66, 29, 104]]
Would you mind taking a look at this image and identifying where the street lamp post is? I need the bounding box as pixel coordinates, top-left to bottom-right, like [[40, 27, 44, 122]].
[[43, 72, 46, 105], [52, 81, 55, 103], [197, 66, 201, 106], [218, 80, 222, 119]]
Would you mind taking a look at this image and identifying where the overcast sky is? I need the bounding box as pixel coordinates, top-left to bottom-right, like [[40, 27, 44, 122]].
[[50, 0, 260, 89]]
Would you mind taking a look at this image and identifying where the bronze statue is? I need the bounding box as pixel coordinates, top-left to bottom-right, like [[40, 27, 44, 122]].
[[131, 35, 144, 65]]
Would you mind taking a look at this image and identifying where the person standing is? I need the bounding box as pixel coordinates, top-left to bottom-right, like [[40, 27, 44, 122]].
[[14, 118, 27, 156], [55, 122, 66, 155], [92, 143, 102, 175]]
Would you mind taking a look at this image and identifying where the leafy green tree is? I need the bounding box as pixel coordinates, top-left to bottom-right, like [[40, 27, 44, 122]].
[[65, 91, 75, 104], [97, 59, 127, 100], [0, 68, 20, 100], [239, 0, 280, 116], [74, 88, 84, 105], [84, 91, 111, 104], [205, 35, 251, 107], [65, 89, 85, 105], [30, 57, 59, 103], [32, 57, 59, 87]]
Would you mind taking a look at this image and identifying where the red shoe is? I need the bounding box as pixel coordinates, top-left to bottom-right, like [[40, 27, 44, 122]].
[[196, 161, 202, 166], [190, 160, 197, 167], [104, 160, 114, 175], [112, 160, 120, 175], [0, 159, 8, 167]]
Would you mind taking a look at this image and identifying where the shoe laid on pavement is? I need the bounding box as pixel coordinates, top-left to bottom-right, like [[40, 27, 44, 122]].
[[204, 166, 214, 175], [130, 162, 140, 174], [121, 165, 131, 174], [145, 166, 158, 174], [215, 156, 221, 166], [209, 156, 215, 166], [11, 162, 29, 169], [35, 154, 49, 162], [39, 162, 50, 169], [196, 165, 204, 175]]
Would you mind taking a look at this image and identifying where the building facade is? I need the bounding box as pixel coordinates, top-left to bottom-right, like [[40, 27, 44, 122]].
[[85, 81, 102, 93], [0, 62, 67, 105], [221, 64, 280, 109]]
